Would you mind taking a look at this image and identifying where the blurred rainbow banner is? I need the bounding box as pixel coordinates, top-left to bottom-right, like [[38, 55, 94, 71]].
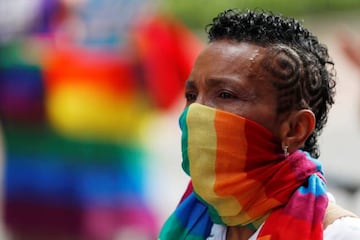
[[0, 1, 202, 238], [0, 39, 158, 239]]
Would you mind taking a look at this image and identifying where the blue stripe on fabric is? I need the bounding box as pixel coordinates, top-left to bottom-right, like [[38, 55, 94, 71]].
[[297, 174, 327, 196], [175, 192, 212, 237]]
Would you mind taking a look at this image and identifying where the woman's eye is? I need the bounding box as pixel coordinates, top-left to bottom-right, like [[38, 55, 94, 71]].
[[185, 92, 197, 102], [219, 91, 235, 99]]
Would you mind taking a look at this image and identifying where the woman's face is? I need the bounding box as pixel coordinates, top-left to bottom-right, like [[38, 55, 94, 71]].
[[185, 40, 283, 137]]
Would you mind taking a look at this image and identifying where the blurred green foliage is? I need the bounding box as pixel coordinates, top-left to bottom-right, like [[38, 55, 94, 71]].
[[160, 0, 360, 30]]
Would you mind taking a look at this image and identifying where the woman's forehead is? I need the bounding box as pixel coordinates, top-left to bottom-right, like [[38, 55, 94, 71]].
[[191, 40, 273, 87], [193, 41, 256, 74], [197, 40, 266, 64]]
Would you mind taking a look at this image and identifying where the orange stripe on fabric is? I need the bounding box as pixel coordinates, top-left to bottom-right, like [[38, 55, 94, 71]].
[[257, 236, 271, 240], [214, 110, 248, 180], [213, 110, 249, 223]]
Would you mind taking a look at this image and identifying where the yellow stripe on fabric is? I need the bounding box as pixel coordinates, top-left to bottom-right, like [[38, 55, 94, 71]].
[[187, 104, 218, 207]]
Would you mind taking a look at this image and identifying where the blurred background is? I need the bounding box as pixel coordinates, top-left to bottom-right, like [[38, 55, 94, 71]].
[[0, 0, 360, 239]]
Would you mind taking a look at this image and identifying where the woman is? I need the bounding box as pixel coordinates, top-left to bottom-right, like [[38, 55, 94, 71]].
[[159, 9, 360, 239]]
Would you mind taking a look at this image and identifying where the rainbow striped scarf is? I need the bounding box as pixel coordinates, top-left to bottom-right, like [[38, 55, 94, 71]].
[[159, 103, 328, 239]]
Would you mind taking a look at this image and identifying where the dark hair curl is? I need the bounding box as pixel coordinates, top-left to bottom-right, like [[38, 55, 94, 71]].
[[206, 9, 336, 158]]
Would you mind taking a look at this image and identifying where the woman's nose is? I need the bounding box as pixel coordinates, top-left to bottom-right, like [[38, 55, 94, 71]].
[[194, 94, 215, 108], [194, 94, 205, 105]]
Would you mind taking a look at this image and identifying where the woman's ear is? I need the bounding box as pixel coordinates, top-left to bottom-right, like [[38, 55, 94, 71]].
[[279, 109, 316, 154]]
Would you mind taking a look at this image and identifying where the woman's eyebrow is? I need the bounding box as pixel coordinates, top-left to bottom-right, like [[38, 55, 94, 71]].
[[185, 77, 249, 90], [185, 80, 196, 89], [205, 77, 243, 88]]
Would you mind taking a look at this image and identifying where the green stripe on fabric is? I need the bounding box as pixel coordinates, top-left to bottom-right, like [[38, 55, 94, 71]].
[[180, 106, 190, 175], [159, 213, 205, 240]]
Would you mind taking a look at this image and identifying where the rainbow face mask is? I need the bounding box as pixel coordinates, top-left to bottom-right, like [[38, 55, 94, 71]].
[[177, 103, 328, 237], [179, 103, 285, 227]]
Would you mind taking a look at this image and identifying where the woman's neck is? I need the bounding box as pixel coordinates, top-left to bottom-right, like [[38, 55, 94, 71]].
[[227, 226, 255, 240]]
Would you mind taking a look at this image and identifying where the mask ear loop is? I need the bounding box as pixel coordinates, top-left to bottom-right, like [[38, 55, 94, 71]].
[[283, 145, 289, 157]]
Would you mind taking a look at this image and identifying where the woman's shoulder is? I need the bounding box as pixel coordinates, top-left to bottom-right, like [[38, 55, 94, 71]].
[[208, 216, 360, 240], [324, 216, 360, 239], [324, 195, 360, 239]]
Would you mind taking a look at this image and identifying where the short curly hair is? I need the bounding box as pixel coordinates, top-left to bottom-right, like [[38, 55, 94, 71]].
[[206, 9, 336, 158]]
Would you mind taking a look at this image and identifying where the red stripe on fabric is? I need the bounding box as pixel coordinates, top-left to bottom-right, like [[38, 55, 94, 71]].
[[244, 120, 301, 203], [243, 119, 281, 170], [258, 208, 323, 239]]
